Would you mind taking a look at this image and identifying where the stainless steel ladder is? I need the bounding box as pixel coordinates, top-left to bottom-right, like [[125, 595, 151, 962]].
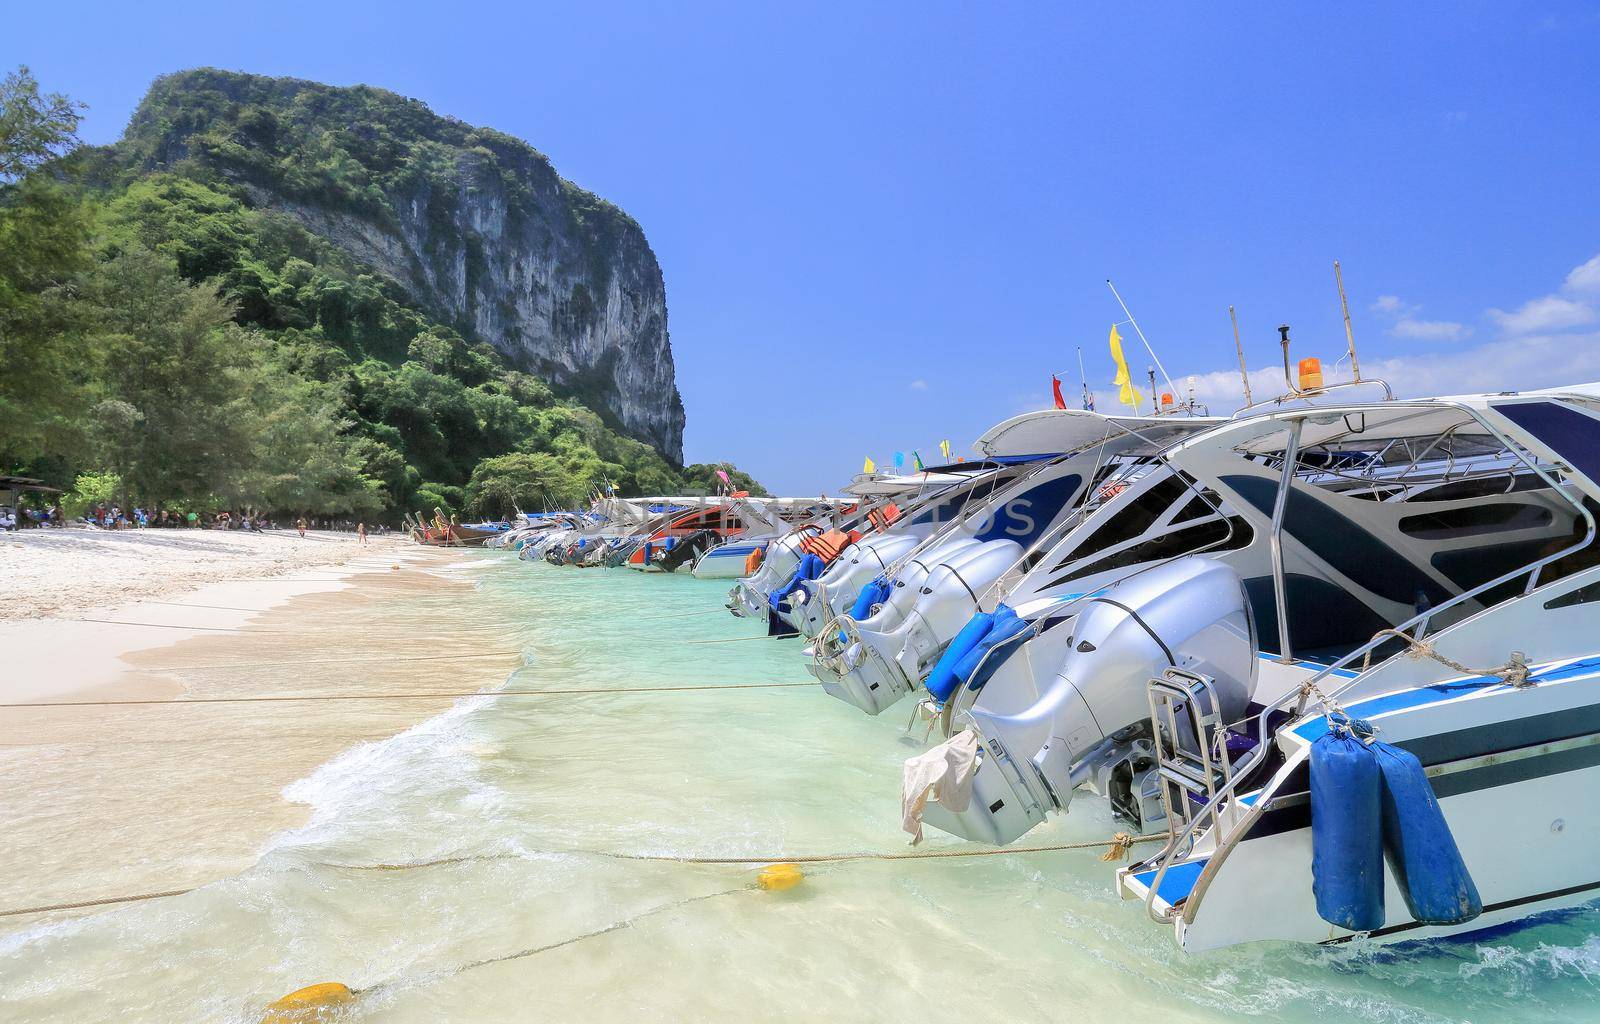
[[1146, 667, 1235, 834]]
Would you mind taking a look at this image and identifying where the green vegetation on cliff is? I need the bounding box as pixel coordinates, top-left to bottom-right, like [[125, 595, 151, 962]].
[[0, 67, 760, 521]]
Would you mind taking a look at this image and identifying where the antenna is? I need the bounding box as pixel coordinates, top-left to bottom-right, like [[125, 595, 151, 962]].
[[1106, 279, 1179, 401], [1334, 260, 1362, 382], [1278, 323, 1305, 395], [1076, 345, 1094, 411], [1229, 304, 1252, 405]]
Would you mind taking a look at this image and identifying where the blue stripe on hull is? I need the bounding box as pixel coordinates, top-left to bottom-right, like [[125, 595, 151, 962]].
[[1295, 656, 1600, 741]]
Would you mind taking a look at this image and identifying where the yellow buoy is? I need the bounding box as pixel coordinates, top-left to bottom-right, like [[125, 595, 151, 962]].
[[756, 863, 804, 891], [261, 982, 356, 1023]]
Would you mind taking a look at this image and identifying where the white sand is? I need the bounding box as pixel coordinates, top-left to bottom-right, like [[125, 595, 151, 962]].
[[0, 527, 391, 623], [0, 533, 521, 928]]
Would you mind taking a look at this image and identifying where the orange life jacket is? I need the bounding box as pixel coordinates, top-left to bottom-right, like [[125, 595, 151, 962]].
[[744, 547, 764, 575], [801, 529, 853, 564], [867, 503, 902, 532]]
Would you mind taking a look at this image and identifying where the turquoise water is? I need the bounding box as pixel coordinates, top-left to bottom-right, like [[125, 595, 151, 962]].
[[5, 554, 1600, 1022]]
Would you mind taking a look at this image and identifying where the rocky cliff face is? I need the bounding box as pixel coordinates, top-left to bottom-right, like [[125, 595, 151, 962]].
[[116, 70, 686, 461]]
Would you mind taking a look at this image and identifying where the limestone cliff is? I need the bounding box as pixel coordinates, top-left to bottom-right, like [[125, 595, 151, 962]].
[[114, 69, 685, 461]]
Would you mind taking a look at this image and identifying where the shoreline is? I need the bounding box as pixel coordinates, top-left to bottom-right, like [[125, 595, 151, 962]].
[[0, 535, 521, 929]]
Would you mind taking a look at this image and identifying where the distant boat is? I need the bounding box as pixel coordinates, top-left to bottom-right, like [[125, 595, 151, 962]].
[[408, 514, 506, 547]]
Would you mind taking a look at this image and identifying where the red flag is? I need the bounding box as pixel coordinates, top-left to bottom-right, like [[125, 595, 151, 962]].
[[1051, 375, 1067, 410]]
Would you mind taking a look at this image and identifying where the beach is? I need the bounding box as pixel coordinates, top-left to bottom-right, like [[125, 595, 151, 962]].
[[4, 551, 1599, 1023], [0, 529, 523, 930]]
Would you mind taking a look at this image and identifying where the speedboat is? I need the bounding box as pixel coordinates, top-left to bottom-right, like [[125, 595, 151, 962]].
[[725, 472, 961, 620], [691, 498, 837, 579], [907, 385, 1600, 950], [805, 408, 1223, 714], [623, 497, 755, 572], [731, 469, 980, 629]]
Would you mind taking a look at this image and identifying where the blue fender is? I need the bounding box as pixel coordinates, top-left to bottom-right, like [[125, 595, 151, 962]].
[[1310, 718, 1385, 932], [925, 611, 996, 705], [849, 576, 893, 621], [950, 604, 1029, 694], [769, 554, 826, 611], [1376, 742, 1482, 925]]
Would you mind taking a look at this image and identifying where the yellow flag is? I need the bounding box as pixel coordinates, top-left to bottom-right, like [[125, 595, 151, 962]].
[[863, 455, 876, 474], [1109, 325, 1144, 411], [939, 439, 952, 460]]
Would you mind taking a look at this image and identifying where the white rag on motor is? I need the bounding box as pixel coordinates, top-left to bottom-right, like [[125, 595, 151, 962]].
[[901, 729, 980, 844]]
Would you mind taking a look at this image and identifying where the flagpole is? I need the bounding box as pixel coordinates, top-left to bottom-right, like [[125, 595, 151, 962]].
[[1076, 345, 1094, 411], [1229, 304, 1253, 405], [1106, 279, 1178, 401], [1334, 260, 1362, 382]]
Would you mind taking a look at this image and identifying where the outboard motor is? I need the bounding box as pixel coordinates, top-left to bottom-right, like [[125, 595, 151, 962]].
[[729, 531, 810, 617], [785, 533, 923, 636], [814, 538, 1022, 714], [921, 556, 1256, 845], [657, 529, 716, 573]]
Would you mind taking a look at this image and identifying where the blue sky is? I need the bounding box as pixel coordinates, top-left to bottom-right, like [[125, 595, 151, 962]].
[[10, 3, 1600, 495]]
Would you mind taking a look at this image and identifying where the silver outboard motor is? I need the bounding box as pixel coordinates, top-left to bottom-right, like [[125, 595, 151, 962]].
[[782, 533, 921, 635], [728, 530, 810, 616], [921, 556, 1256, 845], [815, 538, 1021, 714]]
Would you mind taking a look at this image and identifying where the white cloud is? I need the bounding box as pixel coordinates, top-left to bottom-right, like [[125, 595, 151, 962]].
[[1370, 294, 1467, 342], [1372, 295, 1413, 316], [1085, 254, 1600, 418], [1485, 252, 1600, 336], [908, 378, 928, 391], [1565, 254, 1600, 296], [1487, 294, 1597, 335], [1169, 331, 1600, 416], [1364, 331, 1600, 396], [1390, 318, 1471, 342]]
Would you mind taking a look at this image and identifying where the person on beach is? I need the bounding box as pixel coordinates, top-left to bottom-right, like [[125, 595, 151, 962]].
[[357, 521, 368, 545], [296, 516, 307, 538]]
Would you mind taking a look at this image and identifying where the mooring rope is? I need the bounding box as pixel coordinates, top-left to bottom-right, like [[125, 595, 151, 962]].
[[1358, 627, 1532, 686], [0, 681, 815, 710], [325, 833, 1162, 872], [69, 617, 271, 633], [0, 888, 197, 918], [0, 834, 1161, 919], [122, 652, 519, 673]]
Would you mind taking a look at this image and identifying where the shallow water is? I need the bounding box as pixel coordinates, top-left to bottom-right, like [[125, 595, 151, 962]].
[[5, 554, 1600, 1023]]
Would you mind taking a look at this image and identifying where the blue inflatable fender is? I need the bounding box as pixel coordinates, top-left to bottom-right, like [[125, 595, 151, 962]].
[[768, 554, 826, 611], [1375, 742, 1482, 925], [1310, 716, 1385, 932], [949, 604, 1030, 694], [850, 576, 893, 621], [925, 611, 996, 705]]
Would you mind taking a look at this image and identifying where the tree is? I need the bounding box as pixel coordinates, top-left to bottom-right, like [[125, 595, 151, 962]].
[[0, 67, 94, 465], [0, 66, 83, 183], [682, 462, 769, 497], [78, 247, 256, 503], [466, 451, 571, 517], [233, 353, 385, 516]]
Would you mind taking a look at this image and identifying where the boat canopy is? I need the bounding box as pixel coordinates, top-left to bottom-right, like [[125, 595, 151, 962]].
[[974, 408, 1224, 460], [842, 472, 969, 497]]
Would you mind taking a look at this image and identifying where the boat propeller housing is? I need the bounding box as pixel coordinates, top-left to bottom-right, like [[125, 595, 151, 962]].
[[922, 555, 1257, 845]]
